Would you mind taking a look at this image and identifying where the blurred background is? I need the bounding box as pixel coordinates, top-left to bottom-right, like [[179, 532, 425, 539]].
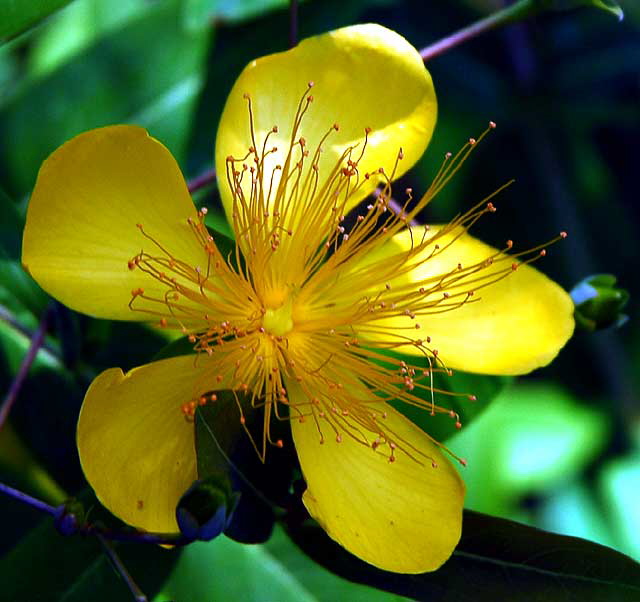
[[0, 0, 638, 599]]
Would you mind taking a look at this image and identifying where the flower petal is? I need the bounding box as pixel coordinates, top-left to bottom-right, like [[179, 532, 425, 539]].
[[358, 227, 575, 375], [216, 24, 436, 221], [22, 126, 204, 321], [77, 354, 217, 533], [289, 383, 464, 573]]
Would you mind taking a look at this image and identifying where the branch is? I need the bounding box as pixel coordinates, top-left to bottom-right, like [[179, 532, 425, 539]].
[[0, 304, 53, 431], [420, 0, 536, 63]]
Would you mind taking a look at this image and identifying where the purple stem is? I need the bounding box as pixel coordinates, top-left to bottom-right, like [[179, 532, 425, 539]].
[[289, 0, 299, 49], [0, 478, 190, 545], [84, 526, 191, 546], [187, 168, 217, 194], [0, 305, 59, 359], [0, 481, 57, 515], [0, 304, 52, 431], [420, 0, 533, 63]]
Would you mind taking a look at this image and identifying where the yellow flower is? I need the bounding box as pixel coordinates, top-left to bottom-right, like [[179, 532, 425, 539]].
[[21, 24, 574, 573]]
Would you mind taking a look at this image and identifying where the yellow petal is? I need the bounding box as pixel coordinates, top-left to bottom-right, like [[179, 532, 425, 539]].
[[359, 227, 575, 375], [22, 126, 204, 321], [289, 382, 464, 573], [77, 354, 216, 533], [215, 23, 436, 222]]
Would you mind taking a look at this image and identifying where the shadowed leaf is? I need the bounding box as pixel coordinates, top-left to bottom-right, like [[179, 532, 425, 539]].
[[285, 510, 640, 602]]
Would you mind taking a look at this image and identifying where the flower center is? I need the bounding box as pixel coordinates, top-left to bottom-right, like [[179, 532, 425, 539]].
[[263, 298, 294, 336]]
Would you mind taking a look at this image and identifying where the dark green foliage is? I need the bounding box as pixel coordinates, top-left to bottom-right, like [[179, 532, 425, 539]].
[[286, 510, 640, 601]]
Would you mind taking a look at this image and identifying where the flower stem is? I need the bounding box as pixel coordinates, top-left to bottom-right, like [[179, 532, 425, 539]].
[[0, 304, 53, 431], [420, 0, 539, 62], [289, 0, 299, 48], [0, 304, 60, 361], [84, 526, 191, 546], [0, 481, 57, 515], [96, 534, 148, 602], [187, 168, 217, 194]]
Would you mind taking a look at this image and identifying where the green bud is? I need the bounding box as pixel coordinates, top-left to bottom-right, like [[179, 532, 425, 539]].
[[176, 477, 240, 541], [571, 274, 629, 331]]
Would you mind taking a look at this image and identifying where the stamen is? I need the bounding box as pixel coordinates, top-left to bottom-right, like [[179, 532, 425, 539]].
[[125, 91, 565, 466]]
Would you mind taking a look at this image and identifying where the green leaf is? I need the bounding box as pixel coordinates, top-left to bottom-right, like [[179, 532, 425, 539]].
[[0, 0, 73, 43], [0, 0, 208, 197], [196, 397, 245, 481], [372, 349, 510, 442], [540, 482, 617, 551], [204, 210, 235, 241], [0, 188, 49, 317], [156, 526, 406, 602], [447, 383, 609, 515], [0, 514, 178, 601], [27, 0, 150, 77], [152, 335, 197, 362], [285, 510, 640, 601], [600, 453, 640, 562], [0, 187, 22, 259], [0, 259, 49, 318], [182, 0, 289, 31]]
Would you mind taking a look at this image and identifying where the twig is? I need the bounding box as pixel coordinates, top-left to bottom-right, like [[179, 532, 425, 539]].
[[420, 0, 535, 63], [0, 304, 53, 431], [96, 533, 148, 602], [0, 304, 59, 360], [0, 479, 192, 545], [187, 168, 216, 194], [0, 481, 57, 515], [83, 526, 191, 546], [0, 305, 34, 340], [289, 0, 299, 48]]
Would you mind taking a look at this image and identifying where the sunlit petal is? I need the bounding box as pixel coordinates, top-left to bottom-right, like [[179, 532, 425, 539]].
[[216, 23, 436, 224], [22, 126, 204, 321], [289, 381, 464, 573], [77, 354, 218, 533], [356, 226, 575, 374]]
